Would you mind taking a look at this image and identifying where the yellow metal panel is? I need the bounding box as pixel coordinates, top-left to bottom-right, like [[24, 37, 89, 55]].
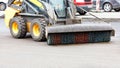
[[4, 7, 20, 28], [27, 22, 31, 32], [29, 0, 44, 9]]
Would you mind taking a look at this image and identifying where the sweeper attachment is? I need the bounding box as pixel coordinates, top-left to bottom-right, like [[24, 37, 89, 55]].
[[4, 0, 114, 45], [46, 24, 113, 45]]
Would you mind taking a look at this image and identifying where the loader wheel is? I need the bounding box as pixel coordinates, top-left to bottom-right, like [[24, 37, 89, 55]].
[[30, 19, 46, 41], [9, 17, 27, 38]]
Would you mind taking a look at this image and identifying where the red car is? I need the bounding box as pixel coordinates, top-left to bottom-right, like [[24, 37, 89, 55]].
[[74, 0, 92, 6]]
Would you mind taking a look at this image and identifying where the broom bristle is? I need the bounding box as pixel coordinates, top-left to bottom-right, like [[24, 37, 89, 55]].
[[47, 31, 111, 45]]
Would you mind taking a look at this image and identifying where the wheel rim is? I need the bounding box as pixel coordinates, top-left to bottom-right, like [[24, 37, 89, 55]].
[[33, 23, 40, 37], [104, 3, 111, 11], [12, 22, 19, 34], [0, 3, 5, 10]]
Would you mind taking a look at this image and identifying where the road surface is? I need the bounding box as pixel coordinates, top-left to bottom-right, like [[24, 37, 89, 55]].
[[0, 13, 120, 68]]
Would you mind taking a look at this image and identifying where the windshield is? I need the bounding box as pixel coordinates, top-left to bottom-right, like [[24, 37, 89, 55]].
[[49, 0, 64, 7], [49, 0, 66, 17]]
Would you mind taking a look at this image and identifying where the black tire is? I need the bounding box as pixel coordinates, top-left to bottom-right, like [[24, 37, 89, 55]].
[[114, 8, 120, 12], [77, 7, 87, 15], [0, 2, 6, 11], [30, 18, 46, 41], [103, 3, 112, 12], [78, 11, 87, 15], [9, 17, 27, 38]]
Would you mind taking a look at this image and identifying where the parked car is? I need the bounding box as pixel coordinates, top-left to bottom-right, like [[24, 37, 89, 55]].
[[0, 2, 6, 11], [93, 0, 120, 12], [0, 0, 8, 11]]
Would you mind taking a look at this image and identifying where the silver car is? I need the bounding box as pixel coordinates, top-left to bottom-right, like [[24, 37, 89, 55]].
[[93, 0, 120, 12]]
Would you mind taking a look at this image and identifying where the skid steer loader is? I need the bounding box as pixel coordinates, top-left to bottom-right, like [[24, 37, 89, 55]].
[[4, 0, 114, 45]]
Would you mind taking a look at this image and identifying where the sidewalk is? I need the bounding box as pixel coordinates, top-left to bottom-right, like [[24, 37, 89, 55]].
[[80, 12, 120, 19]]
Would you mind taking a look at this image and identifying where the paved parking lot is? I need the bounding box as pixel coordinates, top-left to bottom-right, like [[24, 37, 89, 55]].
[[0, 12, 120, 68]]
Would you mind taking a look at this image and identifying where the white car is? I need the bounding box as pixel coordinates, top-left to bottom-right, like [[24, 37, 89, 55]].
[[0, 0, 8, 11], [0, 0, 8, 17]]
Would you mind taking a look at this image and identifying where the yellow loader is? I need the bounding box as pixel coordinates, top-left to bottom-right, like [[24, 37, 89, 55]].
[[4, 0, 114, 45]]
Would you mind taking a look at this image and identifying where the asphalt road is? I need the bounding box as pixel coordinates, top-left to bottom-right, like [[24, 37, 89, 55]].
[[0, 17, 120, 68]]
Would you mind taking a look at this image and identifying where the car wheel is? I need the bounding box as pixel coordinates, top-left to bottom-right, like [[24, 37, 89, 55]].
[[77, 7, 87, 15], [114, 8, 120, 12], [0, 2, 6, 11], [103, 3, 112, 12], [78, 11, 87, 15]]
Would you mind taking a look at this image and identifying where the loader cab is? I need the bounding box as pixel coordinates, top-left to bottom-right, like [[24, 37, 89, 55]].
[[41, 0, 66, 18]]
